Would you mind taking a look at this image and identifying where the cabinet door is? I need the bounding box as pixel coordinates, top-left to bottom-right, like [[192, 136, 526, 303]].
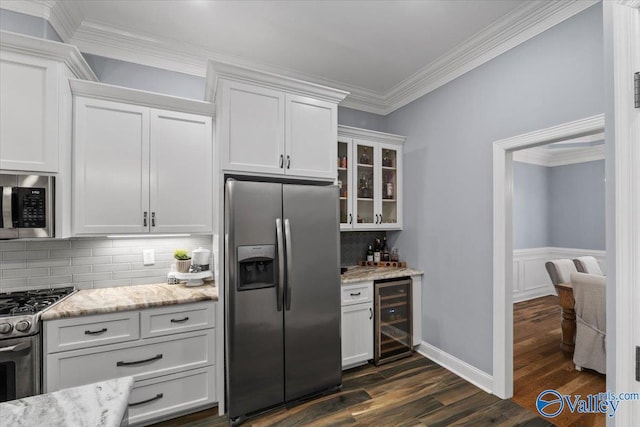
[[220, 81, 284, 175], [376, 142, 402, 229], [150, 110, 213, 233], [341, 302, 373, 369], [352, 140, 377, 228], [337, 136, 353, 230], [0, 52, 59, 172], [74, 97, 150, 234], [285, 94, 337, 179]]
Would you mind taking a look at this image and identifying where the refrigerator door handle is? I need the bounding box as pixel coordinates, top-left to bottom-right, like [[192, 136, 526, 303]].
[[276, 218, 285, 312], [284, 218, 293, 310]]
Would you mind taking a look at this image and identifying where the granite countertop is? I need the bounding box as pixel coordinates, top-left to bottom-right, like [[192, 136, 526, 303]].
[[341, 266, 423, 284], [0, 377, 134, 427], [42, 282, 218, 320]]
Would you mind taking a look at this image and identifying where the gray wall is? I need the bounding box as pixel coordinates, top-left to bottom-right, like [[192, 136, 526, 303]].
[[549, 160, 605, 250], [385, 3, 604, 374], [0, 9, 61, 41], [513, 162, 550, 249], [338, 107, 388, 133]]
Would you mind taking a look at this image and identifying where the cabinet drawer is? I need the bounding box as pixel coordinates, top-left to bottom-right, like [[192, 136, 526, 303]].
[[141, 302, 215, 339], [45, 312, 139, 353], [47, 329, 214, 391], [128, 366, 216, 426], [341, 283, 372, 306]]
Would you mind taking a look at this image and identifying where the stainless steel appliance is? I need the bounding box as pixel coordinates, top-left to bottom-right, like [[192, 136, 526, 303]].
[[0, 174, 54, 239], [225, 179, 341, 425], [0, 287, 75, 402], [374, 278, 413, 365]]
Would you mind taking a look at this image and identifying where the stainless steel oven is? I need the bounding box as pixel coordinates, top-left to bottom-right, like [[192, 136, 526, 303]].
[[0, 334, 40, 402], [0, 174, 54, 240]]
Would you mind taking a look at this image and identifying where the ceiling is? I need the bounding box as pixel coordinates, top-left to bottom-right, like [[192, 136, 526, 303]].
[[2, 0, 598, 113]]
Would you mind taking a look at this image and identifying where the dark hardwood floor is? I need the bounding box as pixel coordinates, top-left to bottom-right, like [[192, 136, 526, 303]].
[[152, 354, 550, 427], [512, 295, 606, 427]]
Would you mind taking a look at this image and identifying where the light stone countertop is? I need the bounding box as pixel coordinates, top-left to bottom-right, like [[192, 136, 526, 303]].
[[341, 266, 423, 285], [0, 376, 134, 427], [41, 282, 218, 320]]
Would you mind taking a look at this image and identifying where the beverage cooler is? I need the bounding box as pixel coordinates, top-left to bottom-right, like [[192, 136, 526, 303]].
[[374, 278, 413, 365]]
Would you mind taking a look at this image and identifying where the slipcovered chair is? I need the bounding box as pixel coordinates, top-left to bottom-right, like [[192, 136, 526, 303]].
[[571, 272, 606, 374], [545, 259, 577, 286], [573, 256, 604, 276]]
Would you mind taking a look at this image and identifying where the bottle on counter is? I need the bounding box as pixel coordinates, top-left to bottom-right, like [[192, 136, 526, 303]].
[[373, 239, 381, 263], [382, 237, 390, 261], [366, 245, 374, 262]]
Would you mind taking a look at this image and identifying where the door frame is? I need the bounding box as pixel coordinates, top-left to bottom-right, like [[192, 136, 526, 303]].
[[492, 114, 605, 399]]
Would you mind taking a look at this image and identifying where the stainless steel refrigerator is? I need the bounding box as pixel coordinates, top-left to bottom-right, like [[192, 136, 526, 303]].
[[224, 179, 342, 425]]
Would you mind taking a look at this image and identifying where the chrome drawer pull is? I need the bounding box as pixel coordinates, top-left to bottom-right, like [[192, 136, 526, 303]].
[[350, 292, 361, 297], [128, 393, 163, 407], [170, 317, 189, 323], [84, 328, 107, 335], [117, 354, 163, 367]]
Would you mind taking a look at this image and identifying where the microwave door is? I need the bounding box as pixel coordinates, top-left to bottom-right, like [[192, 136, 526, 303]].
[[0, 185, 18, 239]]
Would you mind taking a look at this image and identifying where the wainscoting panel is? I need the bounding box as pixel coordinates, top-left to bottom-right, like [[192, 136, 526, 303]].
[[512, 247, 606, 303]]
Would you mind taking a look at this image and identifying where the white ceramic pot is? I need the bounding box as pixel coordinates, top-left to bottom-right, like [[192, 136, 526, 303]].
[[191, 247, 210, 266]]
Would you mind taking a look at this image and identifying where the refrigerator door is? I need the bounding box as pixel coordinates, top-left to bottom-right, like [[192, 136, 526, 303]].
[[225, 180, 285, 420], [282, 184, 342, 401]]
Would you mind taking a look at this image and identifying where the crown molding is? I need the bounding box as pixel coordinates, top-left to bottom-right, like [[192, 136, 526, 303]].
[[513, 144, 605, 167], [338, 125, 406, 145], [4, 0, 599, 115], [0, 30, 97, 81], [206, 60, 349, 104], [381, 0, 600, 114], [69, 79, 215, 116]]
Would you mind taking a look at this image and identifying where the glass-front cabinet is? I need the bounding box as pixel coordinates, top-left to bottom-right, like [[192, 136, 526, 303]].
[[337, 125, 404, 231]]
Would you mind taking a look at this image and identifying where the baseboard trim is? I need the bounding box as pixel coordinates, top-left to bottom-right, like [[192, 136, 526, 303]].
[[513, 287, 556, 303], [416, 341, 493, 394]]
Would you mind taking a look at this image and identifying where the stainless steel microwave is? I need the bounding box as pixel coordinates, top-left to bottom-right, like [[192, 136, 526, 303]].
[[0, 174, 54, 239]]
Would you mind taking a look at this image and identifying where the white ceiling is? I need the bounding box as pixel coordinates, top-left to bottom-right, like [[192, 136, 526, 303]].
[[1, 0, 598, 113]]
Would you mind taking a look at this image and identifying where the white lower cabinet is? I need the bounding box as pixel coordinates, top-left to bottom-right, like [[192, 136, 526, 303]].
[[44, 301, 217, 426], [341, 282, 373, 369]]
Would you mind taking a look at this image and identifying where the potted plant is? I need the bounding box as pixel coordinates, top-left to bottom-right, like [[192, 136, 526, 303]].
[[174, 249, 191, 273]]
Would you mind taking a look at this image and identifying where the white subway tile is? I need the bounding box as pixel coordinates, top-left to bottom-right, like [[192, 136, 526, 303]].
[[93, 264, 130, 273], [71, 256, 112, 266], [3, 267, 49, 278], [28, 275, 72, 286], [0, 241, 26, 251], [72, 272, 112, 282], [112, 254, 142, 264], [51, 265, 91, 276], [0, 278, 28, 289], [71, 238, 113, 249], [130, 261, 172, 270], [130, 276, 167, 285], [94, 279, 131, 288], [73, 282, 94, 290], [0, 260, 27, 270], [4, 250, 48, 260], [112, 269, 167, 279], [27, 258, 70, 268], [26, 240, 71, 250], [49, 248, 92, 258], [93, 247, 132, 256]]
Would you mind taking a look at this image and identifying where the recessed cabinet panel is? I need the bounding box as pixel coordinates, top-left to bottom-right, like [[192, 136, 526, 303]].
[[0, 53, 59, 172], [223, 82, 284, 174], [150, 110, 213, 233], [74, 98, 149, 234], [285, 94, 336, 179], [341, 302, 373, 369]]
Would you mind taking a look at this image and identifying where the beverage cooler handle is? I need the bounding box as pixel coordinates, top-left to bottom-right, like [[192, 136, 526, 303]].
[[284, 218, 293, 310], [275, 218, 285, 312]]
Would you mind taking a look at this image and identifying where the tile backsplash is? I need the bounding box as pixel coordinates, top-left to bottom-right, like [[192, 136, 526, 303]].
[[0, 236, 213, 292], [340, 231, 387, 266]]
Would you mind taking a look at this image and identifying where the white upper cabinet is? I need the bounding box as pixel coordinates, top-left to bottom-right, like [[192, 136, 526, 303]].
[[0, 31, 96, 174], [206, 60, 347, 180], [71, 80, 214, 236], [338, 126, 405, 231]]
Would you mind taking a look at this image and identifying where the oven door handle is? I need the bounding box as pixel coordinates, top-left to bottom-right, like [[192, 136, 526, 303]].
[[0, 342, 31, 353]]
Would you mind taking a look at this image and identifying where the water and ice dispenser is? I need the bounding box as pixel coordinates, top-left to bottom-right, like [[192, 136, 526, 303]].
[[237, 245, 276, 290]]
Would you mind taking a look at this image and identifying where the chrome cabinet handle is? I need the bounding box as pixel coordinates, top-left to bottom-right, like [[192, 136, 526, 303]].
[[369, 307, 373, 320], [279, 154, 284, 168], [380, 215, 383, 224], [276, 218, 285, 312], [143, 212, 148, 226], [286, 155, 291, 169], [117, 354, 163, 367], [151, 212, 156, 227], [84, 328, 107, 335], [129, 393, 163, 407], [170, 317, 189, 323]]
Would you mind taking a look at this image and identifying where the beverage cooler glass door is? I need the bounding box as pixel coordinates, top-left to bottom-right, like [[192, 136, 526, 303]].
[[374, 278, 412, 365]]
